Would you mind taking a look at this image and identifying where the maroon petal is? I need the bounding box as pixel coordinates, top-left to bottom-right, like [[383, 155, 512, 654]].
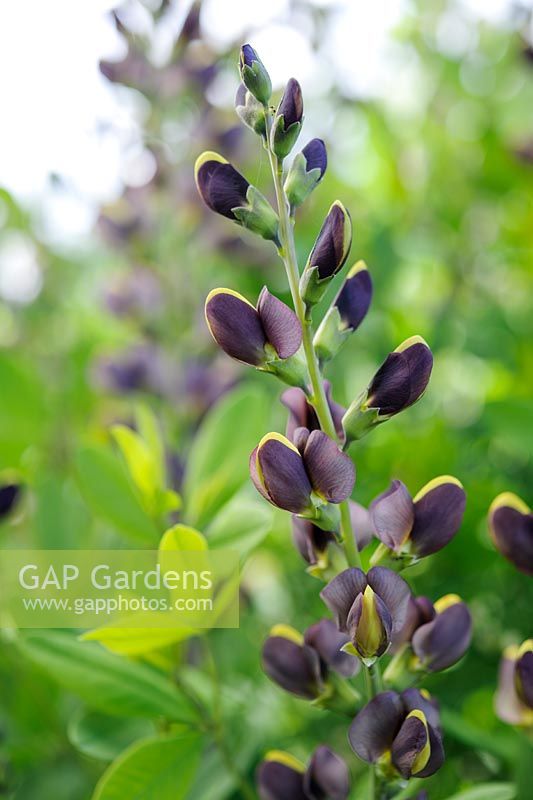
[[303, 430, 355, 503], [250, 447, 273, 504], [262, 635, 324, 699], [335, 262, 373, 332], [281, 388, 319, 440], [257, 287, 302, 359], [490, 503, 533, 576], [256, 435, 312, 514], [410, 478, 466, 557], [391, 714, 428, 778], [349, 500, 375, 551], [304, 745, 350, 800], [368, 339, 433, 416], [292, 516, 334, 566], [196, 159, 250, 218], [257, 758, 307, 800], [276, 77, 303, 129], [348, 692, 404, 763], [308, 202, 352, 279], [320, 568, 367, 631], [370, 480, 414, 552], [367, 567, 412, 634], [205, 289, 266, 365], [411, 602, 472, 672], [348, 591, 392, 659], [305, 618, 359, 678]]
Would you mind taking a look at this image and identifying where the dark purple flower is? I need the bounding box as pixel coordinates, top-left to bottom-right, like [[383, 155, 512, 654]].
[[334, 261, 373, 332], [284, 139, 328, 209], [367, 336, 433, 417], [257, 746, 349, 800], [306, 202, 352, 281], [304, 618, 360, 679], [488, 492, 533, 576], [250, 430, 355, 516], [391, 595, 435, 652], [320, 567, 411, 662], [281, 383, 345, 442], [239, 44, 272, 105], [495, 641, 533, 727], [370, 476, 466, 561], [195, 152, 250, 219], [205, 287, 301, 367], [0, 484, 21, 520], [349, 689, 444, 779], [302, 139, 327, 179], [292, 502, 373, 570], [411, 594, 472, 672]]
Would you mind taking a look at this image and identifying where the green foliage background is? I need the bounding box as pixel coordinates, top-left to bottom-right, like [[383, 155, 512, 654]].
[[0, 1, 532, 798]]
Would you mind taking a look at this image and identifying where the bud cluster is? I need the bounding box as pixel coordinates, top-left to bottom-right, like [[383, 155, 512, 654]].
[[195, 43, 479, 797]]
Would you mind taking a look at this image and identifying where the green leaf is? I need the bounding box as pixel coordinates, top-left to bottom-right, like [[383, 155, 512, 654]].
[[135, 404, 165, 486], [111, 425, 161, 510], [17, 631, 196, 722], [0, 354, 47, 467], [81, 621, 198, 656], [159, 524, 208, 553], [184, 385, 268, 527], [206, 490, 273, 558], [68, 709, 154, 761], [75, 445, 158, 543], [92, 731, 202, 800], [444, 784, 516, 800]]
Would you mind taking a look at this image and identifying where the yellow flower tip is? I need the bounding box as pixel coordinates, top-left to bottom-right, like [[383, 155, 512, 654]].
[[503, 644, 520, 661], [269, 624, 304, 645], [413, 475, 463, 503], [264, 751, 306, 772], [194, 150, 228, 180], [518, 639, 533, 657], [394, 334, 430, 354], [257, 431, 300, 455], [407, 709, 431, 775], [434, 593, 462, 613], [420, 688, 431, 700], [347, 260, 368, 278], [489, 492, 530, 517], [205, 287, 255, 309]]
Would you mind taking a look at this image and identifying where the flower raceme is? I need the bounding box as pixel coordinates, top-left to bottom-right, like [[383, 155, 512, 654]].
[[495, 640, 533, 727], [320, 567, 411, 664], [250, 430, 355, 530], [314, 261, 373, 363], [261, 619, 359, 700], [300, 201, 353, 306], [488, 492, 533, 575], [284, 138, 328, 209], [370, 476, 466, 565], [205, 287, 308, 388], [257, 745, 350, 800], [342, 336, 433, 442], [195, 151, 279, 242], [349, 689, 444, 780]]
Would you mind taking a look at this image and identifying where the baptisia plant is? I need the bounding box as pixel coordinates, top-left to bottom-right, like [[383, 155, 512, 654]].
[[197, 43, 474, 798]]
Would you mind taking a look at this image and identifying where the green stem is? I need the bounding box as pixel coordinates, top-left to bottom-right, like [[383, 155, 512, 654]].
[[364, 661, 383, 800], [264, 126, 362, 569]]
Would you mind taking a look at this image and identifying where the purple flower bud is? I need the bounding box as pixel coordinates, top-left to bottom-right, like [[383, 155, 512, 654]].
[[488, 492, 533, 576], [495, 641, 533, 726], [335, 261, 373, 332], [306, 201, 352, 281], [235, 82, 266, 136], [370, 476, 466, 561], [261, 625, 325, 699], [271, 78, 303, 159], [284, 139, 328, 209], [411, 594, 472, 672], [302, 139, 327, 179], [0, 484, 21, 520], [304, 618, 360, 679], [348, 690, 444, 779], [257, 747, 350, 800], [250, 430, 355, 516], [320, 567, 411, 662], [205, 287, 301, 367], [239, 44, 272, 105], [367, 336, 433, 417]]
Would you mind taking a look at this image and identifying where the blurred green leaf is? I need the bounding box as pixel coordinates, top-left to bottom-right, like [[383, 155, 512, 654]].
[[0, 354, 47, 467], [81, 622, 197, 656], [17, 631, 196, 721], [75, 445, 159, 543], [184, 385, 268, 527], [206, 490, 273, 558], [68, 709, 154, 761], [92, 731, 202, 800], [444, 784, 516, 800]]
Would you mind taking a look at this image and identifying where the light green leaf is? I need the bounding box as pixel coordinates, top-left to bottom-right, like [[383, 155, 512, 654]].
[[111, 425, 160, 509], [92, 731, 202, 800], [159, 524, 207, 553], [17, 631, 196, 722], [444, 784, 515, 800], [75, 445, 158, 543], [81, 620, 198, 656], [206, 491, 273, 558], [184, 385, 268, 527], [68, 709, 154, 761], [135, 404, 165, 486]]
